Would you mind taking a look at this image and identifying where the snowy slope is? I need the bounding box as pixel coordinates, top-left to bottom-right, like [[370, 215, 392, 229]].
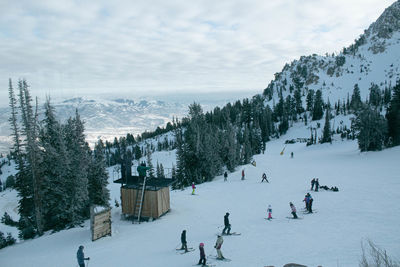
[[262, 1, 400, 106], [0, 123, 399, 267]]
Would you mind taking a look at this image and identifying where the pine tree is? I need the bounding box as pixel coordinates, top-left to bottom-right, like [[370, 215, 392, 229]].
[[350, 84, 362, 111], [146, 144, 155, 178], [386, 81, 400, 146], [88, 140, 110, 207], [63, 110, 90, 225], [369, 83, 381, 108], [17, 80, 44, 236], [352, 106, 387, 151], [312, 90, 324, 120], [321, 107, 332, 143], [39, 97, 71, 231], [306, 89, 314, 112]]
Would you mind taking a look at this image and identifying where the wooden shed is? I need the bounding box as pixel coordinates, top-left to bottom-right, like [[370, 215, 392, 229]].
[[114, 174, 176, 222]]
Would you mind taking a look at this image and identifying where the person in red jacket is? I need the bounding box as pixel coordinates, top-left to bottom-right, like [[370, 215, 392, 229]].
[[198, 243, 206, 266], [241, 169, 245, 180]]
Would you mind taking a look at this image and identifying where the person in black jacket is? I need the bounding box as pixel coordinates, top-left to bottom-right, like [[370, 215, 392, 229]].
[[315, 178, 320, 192], [222, 212, 231, 235], [180, 230, 188, 252], [76, 245, 90, 267]]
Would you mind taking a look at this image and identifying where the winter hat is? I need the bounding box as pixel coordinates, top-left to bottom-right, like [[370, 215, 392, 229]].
[[200, 243, 204, 247]]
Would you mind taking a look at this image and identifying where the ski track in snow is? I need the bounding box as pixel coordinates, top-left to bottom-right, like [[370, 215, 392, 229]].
[[0, 123, 400, 267]]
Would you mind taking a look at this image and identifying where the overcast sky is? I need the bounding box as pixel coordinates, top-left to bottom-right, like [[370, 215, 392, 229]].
[[0, 0, 395, 104]]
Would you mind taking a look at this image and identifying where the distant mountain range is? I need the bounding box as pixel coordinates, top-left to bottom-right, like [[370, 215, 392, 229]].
[[0, 93, 254, 154]]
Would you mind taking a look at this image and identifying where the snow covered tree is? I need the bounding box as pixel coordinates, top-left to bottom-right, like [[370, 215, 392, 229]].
[[146, 144, 155, 178], [306, 89, 314, 112]]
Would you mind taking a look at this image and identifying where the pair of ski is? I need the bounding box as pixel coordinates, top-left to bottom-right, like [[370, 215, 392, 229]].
[[220, 232, 241, 236], [208, 255, 232, 262], [176, 247, 195, 254]]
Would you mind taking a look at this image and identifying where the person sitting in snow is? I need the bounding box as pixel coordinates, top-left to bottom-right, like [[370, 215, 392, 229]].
[[290, 202, 298, 219], [198, 243, 206, 266]]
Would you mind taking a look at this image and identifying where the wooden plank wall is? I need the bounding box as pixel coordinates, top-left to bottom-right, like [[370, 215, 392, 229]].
[[121, 187, 170, 218], [90, 208, 111, 241]]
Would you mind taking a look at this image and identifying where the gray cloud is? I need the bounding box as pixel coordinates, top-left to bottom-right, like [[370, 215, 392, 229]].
[[0, 0, 395, 105]]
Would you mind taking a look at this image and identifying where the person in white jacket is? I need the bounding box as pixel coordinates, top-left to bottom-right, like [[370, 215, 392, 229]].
[[214, 235, 224, 259]]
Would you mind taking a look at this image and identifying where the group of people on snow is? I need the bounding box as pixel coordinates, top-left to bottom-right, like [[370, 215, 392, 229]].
[[179, 212, 233, 266]]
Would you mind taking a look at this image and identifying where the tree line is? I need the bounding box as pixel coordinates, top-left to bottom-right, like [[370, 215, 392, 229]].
[[7, 79, 110, 239]]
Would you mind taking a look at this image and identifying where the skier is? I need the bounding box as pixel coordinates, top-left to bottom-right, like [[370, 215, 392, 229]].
[[315, 178, 320, 192], [76, 245, 90, 267], [214, 235, 224, 260], [311, 178, 316, 191], [192, 182, 196, 195], [180, 230, 188, 252], [308, 195, 313, 213], [222, 212, 231, 235], [303, 193, 310, 211], [291, 152, 294, 158], [241, 169, 245, 180], [267, 205, 272, 220], [198, 243, 206, 266], [290, 202, 298, 219], [261, 173, 269, 183], [224, 171, 228, 182]]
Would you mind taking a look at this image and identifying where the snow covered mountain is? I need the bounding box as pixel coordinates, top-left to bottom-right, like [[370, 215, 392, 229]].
[[262, 0, 400, 105]]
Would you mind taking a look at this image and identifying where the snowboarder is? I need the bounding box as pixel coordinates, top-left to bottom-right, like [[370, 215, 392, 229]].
[[198, 243, 206, 266], [241, 169, 245, 180], [311, 178, 316, 191], [315, 178, 320, 192], [290, 202, 298, 219], [224, 171, 228, 182], [267, 205, 272, 220], [180, 230, 188, 252], [222, 212, 231, 235], [214, 235, 224, 259], [76, 245, 90, 267], [192, 182, 196, 195], [261, 173, 269, 183]]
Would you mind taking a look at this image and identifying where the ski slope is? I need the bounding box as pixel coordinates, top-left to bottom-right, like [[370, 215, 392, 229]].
[[0, 123, 400, 267]]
